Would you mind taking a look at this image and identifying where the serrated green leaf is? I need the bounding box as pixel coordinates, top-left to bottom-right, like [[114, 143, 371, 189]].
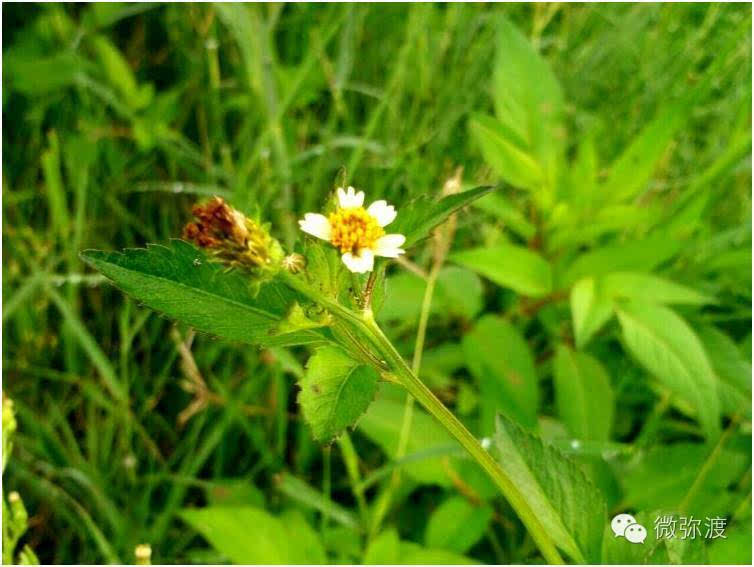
[[80, 241, 329, 347], [494, 415, 605, 563], [180, 506, 326, 564], [616, 301, 720, 439], [462, 315, 539, 430], [424, 496, 493, 554], [451, 244, 552, 297], [553, 345, 614, 441], [392, 185, 494, 247], [298, 347, 379, 442]]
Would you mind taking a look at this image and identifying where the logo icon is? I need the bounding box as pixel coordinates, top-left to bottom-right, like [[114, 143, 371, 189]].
[[611, 513, 646, 544]]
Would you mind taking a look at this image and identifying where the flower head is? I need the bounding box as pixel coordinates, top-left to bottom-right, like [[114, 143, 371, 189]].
[[183, 197, 283, 271], [299, 187, 405, 273]]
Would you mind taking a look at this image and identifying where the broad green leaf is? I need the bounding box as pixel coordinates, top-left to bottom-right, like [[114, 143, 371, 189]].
[[451, 244, 552, 297], [180, 506, 326, 564], [392, 185, 494, 246], [560, 235, 682, 286], [365, 528, 476, 565], [80, 241, 329, 347], [469, 113, 543, 190], [298, 347, 379, 442], [553, 345, 614, 441], [424, 496, 493, 554], [616, 301, 720, 439], [570, 277, 614, 348], [601, 272, 714, 305], [602, 98, 689, 203], [462, 315, 539, 430], [357, 386, 459, 486], [493, 17, 564, 189], [493, 415, 606, 563], [697, 325, 752, 417]]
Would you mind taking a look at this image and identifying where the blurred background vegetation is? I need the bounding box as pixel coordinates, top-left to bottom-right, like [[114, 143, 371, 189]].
[[2, 3, 751, 564]]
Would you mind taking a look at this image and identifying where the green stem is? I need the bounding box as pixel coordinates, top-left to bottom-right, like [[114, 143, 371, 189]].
[[362, 314, 565, 565], [279, 271, 564, 564]]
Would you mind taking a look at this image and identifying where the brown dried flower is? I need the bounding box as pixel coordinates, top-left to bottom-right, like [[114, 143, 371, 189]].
[[183, 197, 282, 271]]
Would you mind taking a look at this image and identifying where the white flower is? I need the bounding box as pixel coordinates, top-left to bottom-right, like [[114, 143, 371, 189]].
[[298, 186, 406, 273]]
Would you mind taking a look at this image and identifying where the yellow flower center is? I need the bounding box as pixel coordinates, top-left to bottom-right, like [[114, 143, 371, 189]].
[[328, 207, 384, 254]]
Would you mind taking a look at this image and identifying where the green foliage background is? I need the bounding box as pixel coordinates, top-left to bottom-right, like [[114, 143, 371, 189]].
[[2, 3, 752, 564]]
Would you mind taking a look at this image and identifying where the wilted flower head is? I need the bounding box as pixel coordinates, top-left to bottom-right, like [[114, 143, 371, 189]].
[[183, 197, 282, 270], [299, 187, 406, 273]]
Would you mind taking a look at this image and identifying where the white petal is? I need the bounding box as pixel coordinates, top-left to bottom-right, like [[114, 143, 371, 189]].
[[298, 213, 332, 241], [337, 186, 365, 208], [374, 234, 406, 258], [341, 248, 375, 273], [367, 200, 397, 227]]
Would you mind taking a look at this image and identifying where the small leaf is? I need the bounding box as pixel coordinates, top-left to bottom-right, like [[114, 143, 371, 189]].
[[451, 244, 552, 297], [570, 277, 614, 348], [180, 506, 326, 564], [553, 345, 614, 441], [81, 241, 329, 347], [616, 301, 720, 439], [469, 114, 543, 190], [462, 315, 539, 430], [298, 347, 379, 442], [392, 185, 495, 247], [493, 415, 606, 563], [493, 17, 565, 188], [424, 496, 493, 554]]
